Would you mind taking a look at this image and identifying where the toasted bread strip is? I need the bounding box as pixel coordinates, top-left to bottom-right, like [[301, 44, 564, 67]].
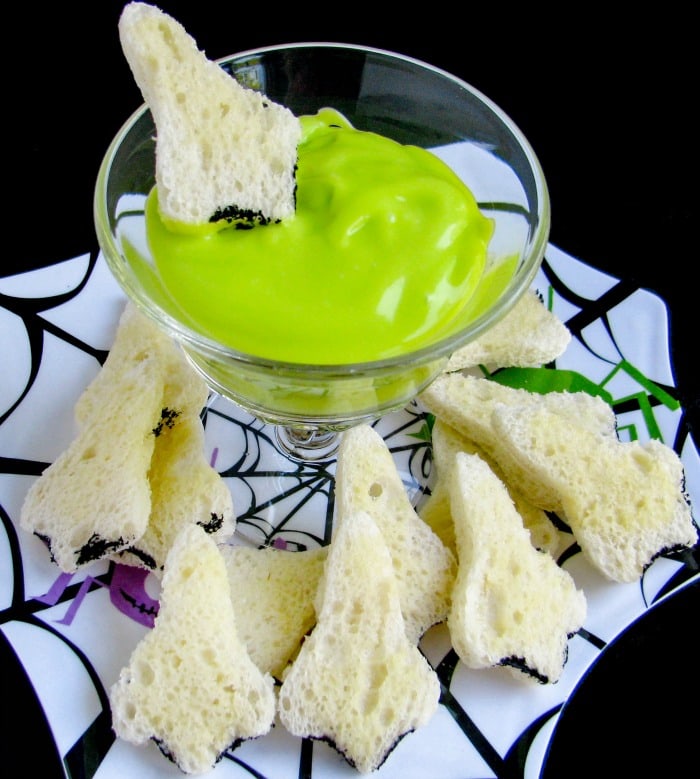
[[420, 419, 568, 558], [20, 305, 169, 571], [420, 372, 616, 513], [117, 413, 235, 574], [118, 2, 301, 228], [334, 424, 457, 642], [75, 302, 208, 426], [446, 288, 571, 372], [278, 510, 440, 773], [82, 304, 236, 573], [492, 404, 698, 581], [109, 525, 276, 774], [446, 451, 587, 683]]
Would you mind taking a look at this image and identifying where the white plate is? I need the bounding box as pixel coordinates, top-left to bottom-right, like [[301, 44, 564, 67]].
[[1, 245, 698, 778]]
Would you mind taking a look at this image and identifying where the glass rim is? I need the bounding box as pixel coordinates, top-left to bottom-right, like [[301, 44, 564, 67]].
[[94, 41, 551, 376]]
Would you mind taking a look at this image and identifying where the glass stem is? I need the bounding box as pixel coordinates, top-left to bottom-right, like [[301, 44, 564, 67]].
[[274, 426, 341, 462]]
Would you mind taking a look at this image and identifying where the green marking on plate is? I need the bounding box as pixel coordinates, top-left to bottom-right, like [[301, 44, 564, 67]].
[[616, 391, 664, 442], [410, 417, 434, 443], [600, 360, 681, 411], [486, 367, 614, 402], [617, 422, 639, 442], [482, 358, 678, 444]]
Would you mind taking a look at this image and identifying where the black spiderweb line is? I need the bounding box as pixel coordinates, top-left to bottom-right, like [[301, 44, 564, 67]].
[[0, 251, 107, 429], [539, 253, 692, 456]]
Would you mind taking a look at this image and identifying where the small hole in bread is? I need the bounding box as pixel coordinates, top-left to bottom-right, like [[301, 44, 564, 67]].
[[381, 704, 396, 726], [134, 659, 155, 686], [123, 701, 138, 721], [368, 482, 383, 499], [248, 688, 261, 705], [202, 647, 216, 666]]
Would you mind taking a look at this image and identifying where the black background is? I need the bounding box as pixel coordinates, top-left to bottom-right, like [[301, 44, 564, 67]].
[[4, 2, 697, 776], [9, 4, 697, 437]]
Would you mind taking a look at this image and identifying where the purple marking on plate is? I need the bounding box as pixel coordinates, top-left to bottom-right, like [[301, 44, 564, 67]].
[[35, 572, 74, 605], [56, 576, 108, 626], [109, 565, 159, 628]]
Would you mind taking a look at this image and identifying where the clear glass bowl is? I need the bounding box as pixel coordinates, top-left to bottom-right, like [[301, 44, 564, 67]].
[[94, 42, 550, 433]]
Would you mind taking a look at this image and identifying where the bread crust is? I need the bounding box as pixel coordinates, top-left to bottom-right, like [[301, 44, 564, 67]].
[[118, 2, 301, 228]]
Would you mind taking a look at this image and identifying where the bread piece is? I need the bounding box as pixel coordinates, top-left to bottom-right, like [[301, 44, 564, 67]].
[[419, 372, 617, 513], [447, 451, 587, 683], [117, 414, 235, 574], [118, 2, 301, 228], [417, 477, 456, 556], [109, 524, 276, 775], [221, 545, 328, 678], [19, 317, 166, 571], [334, 424, 457, 642], [20, 301, 226, 573], [278, 510, 440, 773], [446, 289, 571, 372], [420, 419, 567, 558], [87, 304, 233, 573], [75, 302, 209, 426], [492, 404, 698, 581]]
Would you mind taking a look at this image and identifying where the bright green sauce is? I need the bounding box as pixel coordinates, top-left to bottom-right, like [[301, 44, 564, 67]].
[[145, 108, 494, 364]]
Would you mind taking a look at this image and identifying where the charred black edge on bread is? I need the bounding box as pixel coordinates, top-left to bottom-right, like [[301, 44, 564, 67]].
[[114, 513, 225, 572], [34, 407, 226, 572], [499, 635, 578, 685], [210, 205, 277, 229], [209, 161, 300, 229], [116, 545, 158, 571], [309, 729, 414, 773], [152, 407, 180, 437], [35, 531, 131, 567], [34, 532, 57, 564], [77, 533, 132, 566], [153, 734, 247, 771], [500, 655, 553, 685], [199, 512, 226, 534]]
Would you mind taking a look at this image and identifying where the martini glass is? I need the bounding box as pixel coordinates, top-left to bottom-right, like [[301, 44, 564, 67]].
[[94, 43, 549, 462]]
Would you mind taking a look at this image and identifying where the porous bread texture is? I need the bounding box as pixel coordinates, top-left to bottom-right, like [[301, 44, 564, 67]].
[[20, 305, 168, 571], [75, 301, 209, 426], [109, 524, 276, 775], [445, 288, 571, 372], [446, 451, 587, 683], [278, 509, 440, 774], [21, 301, 234, 574], [103, 304, 234, 574], [117, 413, 235, 574], [419, 372, 617, 513], [420, 419, 568, 559], [492, 404, 698, 582], [334, 424, 457, 643], [221, 545, 328, 678], [118, 2, 301, 228]]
